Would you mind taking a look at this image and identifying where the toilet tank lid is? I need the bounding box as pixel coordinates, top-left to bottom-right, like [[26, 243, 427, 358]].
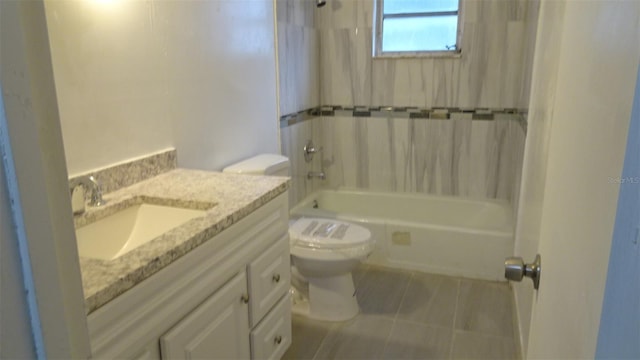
[[222, 154, 289, 175]]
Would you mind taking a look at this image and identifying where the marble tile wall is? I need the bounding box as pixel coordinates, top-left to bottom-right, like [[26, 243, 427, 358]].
[[519, 0, 541, 108], [316, 0, 539, 109], [281, 113, 525, 205], [280, 117, 326, 208], [320, 114, 525, 202], [278, 0, 537, 207], [276, 0, 321, 116], [509, 114, 527, 216]]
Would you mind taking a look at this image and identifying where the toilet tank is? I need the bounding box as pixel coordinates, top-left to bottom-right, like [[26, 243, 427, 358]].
[[222, 154, 290, 176]]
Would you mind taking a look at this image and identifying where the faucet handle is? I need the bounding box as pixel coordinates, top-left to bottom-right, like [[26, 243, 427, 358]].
[[69, 175, 106, 211], [87, 176, 105, 206], [70, 186, 86, 215], [304, 140, 322, 162]]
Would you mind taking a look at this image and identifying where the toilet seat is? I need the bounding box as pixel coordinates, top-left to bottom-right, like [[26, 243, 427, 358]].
[[289, 217, 372, 250]]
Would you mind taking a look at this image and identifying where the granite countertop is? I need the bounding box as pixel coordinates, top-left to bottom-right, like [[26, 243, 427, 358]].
[[77, 168, 289, 315]]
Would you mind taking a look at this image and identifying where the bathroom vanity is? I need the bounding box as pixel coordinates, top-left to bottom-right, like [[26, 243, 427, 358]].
[[75, 169, 291, 359]]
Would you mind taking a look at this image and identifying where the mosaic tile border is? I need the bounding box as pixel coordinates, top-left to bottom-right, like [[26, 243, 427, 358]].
[[279, 107, 322, 128], [280, 105, 528, 130], [68, 148, 177, 194]]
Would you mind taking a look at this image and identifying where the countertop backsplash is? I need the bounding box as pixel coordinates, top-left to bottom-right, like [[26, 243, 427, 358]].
[[68, 148, 177, 194]]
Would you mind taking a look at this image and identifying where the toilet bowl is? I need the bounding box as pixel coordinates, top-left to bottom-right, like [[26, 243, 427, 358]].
[[289, 217, 373, 321], [222, 154, 374, 321]]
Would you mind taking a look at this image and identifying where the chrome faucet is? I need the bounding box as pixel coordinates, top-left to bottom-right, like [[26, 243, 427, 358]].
[[304, 139, 326, 180], [304, 140, 323, 163], [69, 175, 105, 214]]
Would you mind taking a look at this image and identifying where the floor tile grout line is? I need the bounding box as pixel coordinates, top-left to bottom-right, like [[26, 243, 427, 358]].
[[422, 276, 445, 322], [310, 323, 337, 360], [448, 278, 462, 360], [380, 317, 399, 357], [392, 318, 454, 332], [453, 328, 517, 340], [392, 271, 415, 322], [380, 268, 413, 358]]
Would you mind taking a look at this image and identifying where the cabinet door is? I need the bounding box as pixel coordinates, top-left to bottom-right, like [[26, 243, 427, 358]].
[[160, 272, 250, 359], [131, 343, 160, 360]]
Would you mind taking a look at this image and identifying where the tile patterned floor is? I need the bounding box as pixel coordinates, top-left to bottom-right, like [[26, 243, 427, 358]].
[[283, 265, 519, 360]]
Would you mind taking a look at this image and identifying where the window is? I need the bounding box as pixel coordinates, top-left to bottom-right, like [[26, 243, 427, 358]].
[[374, 0, 462, 57]]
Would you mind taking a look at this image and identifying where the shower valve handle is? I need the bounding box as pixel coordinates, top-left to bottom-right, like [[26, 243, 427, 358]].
[[304, 140, 323, 162]]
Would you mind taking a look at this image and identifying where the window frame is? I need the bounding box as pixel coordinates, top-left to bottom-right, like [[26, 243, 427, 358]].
[[373, 0, 464, 58]]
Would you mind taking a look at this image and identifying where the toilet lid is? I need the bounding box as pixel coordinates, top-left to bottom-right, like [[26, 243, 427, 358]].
[[289, 217, 372, 249]]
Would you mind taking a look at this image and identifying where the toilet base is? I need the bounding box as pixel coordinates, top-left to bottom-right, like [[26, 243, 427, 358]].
[[291, 273, 359, 321]]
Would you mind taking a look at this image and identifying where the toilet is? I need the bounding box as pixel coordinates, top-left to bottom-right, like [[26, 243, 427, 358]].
[[223, 154, 374, 321]]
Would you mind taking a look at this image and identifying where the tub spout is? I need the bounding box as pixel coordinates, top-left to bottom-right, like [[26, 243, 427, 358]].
[[307, 171, 326, 180]]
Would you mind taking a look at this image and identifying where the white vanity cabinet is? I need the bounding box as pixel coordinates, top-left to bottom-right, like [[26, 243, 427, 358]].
[[87, 192, 291, 359]]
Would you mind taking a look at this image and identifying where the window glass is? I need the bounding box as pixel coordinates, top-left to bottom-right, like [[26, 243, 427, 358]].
[[382, 15, 458, 52], [383, 0, 458, 15], [375, 0, 462, 56]]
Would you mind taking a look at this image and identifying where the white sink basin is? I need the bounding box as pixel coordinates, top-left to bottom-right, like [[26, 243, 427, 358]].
[[76, 203, 207, 261]]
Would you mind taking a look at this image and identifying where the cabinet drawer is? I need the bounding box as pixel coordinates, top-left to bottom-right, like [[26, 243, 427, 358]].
[[248, 235, 290, 325], [250, 295, 292, 360]]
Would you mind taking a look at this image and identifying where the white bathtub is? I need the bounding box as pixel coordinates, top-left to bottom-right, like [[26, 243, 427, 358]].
[[290, 188, 514, 281]]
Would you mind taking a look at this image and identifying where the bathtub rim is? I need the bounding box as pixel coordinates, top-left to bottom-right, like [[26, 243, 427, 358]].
[[291, 188, 515, 235]]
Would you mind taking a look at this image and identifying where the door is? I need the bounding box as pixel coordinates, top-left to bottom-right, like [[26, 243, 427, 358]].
[[160, 272, 250, 359], [514, 0, 640, 358]]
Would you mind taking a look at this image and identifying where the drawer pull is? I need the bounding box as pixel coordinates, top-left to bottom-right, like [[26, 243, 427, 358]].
[[272, 274, 281, 283], [274, 335, 282, 345], [240, 294, 250, 304]]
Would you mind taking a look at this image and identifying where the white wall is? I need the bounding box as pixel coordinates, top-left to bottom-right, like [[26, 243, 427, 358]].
[[45, 0, 279, 175], [511, 0, 565, 353], [45, 0, 174, 175]]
